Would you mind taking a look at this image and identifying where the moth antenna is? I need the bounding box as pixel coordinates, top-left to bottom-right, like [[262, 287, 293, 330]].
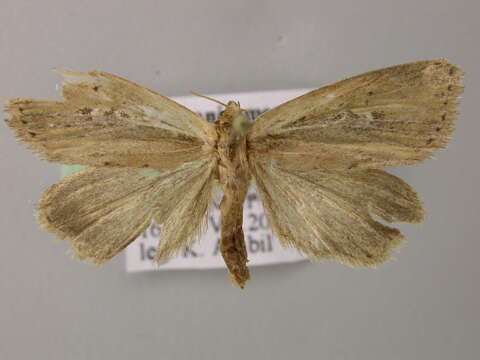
[[189, 91, 227, 107]]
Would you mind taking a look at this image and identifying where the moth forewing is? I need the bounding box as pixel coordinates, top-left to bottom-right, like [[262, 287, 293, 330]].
[[248, 59, 463, 172], [58, 69, 217, 143], [5, 70, 216, 170]]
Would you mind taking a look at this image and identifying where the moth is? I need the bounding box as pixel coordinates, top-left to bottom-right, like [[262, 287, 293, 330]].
[[5, 59, 463, 288]]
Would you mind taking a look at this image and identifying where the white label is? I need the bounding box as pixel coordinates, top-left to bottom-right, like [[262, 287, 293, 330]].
[[125, 88, 310, 272]]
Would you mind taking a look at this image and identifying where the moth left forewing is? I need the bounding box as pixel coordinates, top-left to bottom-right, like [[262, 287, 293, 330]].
[[59, 69, 215, 142], [250, 159, 423, 266], [5, 70, 216, 170], [248, 59, 463, 171]]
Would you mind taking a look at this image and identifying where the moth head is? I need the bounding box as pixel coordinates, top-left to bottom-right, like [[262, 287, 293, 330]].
[[225, 101, 252, 136], [189, 91, 252, 135]]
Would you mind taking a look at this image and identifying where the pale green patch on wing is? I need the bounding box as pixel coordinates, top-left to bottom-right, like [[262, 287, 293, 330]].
[[62, 165, 87, 177], [140, 168, 162, 179]]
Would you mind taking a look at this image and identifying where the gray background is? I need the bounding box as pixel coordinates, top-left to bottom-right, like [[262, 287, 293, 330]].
[[0, 0, 478, 359]]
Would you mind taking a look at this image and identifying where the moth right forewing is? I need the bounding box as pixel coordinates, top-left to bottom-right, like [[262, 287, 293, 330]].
[[248, 59, 463, 171]]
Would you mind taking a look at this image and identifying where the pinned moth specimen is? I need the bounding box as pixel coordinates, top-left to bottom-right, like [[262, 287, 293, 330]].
[[5, 59, 463, 288]]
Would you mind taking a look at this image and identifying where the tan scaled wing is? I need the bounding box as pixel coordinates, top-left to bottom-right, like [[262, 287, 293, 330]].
[[249, 59, 463, 171], [38, 162, 216, 264], [5, 70, 218, 263], [251, 163, 423, 266], [5, 69, 216, 170], [248, 59, 463, 266]]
